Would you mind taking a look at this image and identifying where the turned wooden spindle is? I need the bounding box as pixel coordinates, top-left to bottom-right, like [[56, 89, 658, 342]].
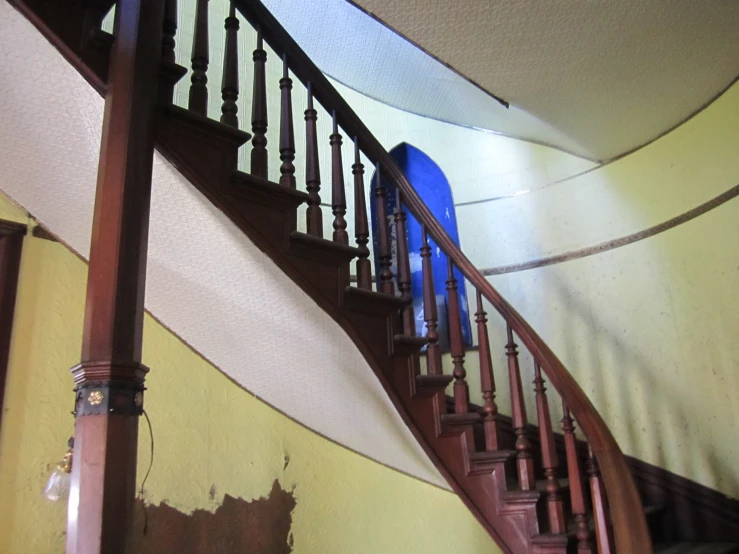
[[394, 189, 414, 334], [220, 1, 239, 128], [158, 0, 180, 104], [476, 290, 500, 450], [562, 405, 594, 553], [304, 83, 322, 237], [352, 139, 371, 289], [447, 259, 469, 414], [81, 0, 111, 46], [421, 226, 442, 375], [162, 0, 177, 63], [188, 0, 209, 115], [587, 445, 614, 554], [279, 54, 296, 189], [251, 27, 268, 178], [374, 164, 394, 294], [505, 322, 535, 490], [533, 361, 566, 534], [330, 112, 348, 245]]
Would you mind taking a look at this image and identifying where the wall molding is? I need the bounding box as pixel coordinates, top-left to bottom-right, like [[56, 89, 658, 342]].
[[480, 183, 739, 276]]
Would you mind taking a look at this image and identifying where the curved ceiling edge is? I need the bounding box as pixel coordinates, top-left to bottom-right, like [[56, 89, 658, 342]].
[[261, 0, 598, 160]]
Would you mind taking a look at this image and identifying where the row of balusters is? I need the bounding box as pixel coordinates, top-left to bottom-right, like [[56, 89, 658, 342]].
[[101, 1, 613, 550]]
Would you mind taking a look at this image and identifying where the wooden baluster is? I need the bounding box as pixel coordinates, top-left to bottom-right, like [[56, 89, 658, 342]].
[[476, 290, 500, 450], [533, 361, 566, 534], [162, 0, 177, 63], [158, 0, 180, 104], [505, 322, 535, 490], [588, 446, 614, 554], [562, 405, 594, 553], [251, 27, 268, 178], [304, 83, 322, 236], [330, 112, 348, 245], [352, 139, 371, 289], [81, 0, 111, 47], [394, 189, 413, 334], [188, 0, 209, 116], [421, 225, 442, 375], [447, 259, 469, 413], [374, 164, 394, 294], [220, 1, 239, 128], [279, 54, 296, 189]]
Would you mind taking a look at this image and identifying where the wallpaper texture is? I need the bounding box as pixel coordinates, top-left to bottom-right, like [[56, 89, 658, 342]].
[[0, 2, 444, 488]]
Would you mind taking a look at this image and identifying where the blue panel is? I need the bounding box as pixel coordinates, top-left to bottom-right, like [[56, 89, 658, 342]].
[[370, 143, 472, 347]]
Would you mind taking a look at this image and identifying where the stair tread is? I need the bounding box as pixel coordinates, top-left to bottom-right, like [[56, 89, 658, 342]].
[[394, 334, 428, 347], [654, 543, 739, 554], [533, 477, 569, 493], [415, 374, 454, 389], [440, 412, 481, 426], [162, 104, 252, 145], [22, 5, 721, 553], [529, 533, 569, 545], [469, 450, 515, 463], [344, 286, 409, 308], [289, 231, 362, 260], [230, 170, 309, 205]]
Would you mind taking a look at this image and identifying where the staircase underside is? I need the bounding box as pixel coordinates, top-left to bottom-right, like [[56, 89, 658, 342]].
[[0, 0, 446, 488], [5, 1, 739, 553]]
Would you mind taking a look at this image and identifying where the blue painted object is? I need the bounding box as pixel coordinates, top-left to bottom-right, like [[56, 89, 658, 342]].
[[370, 143, 472, 347]]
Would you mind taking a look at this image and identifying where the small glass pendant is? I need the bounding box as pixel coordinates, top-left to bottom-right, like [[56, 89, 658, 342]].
[[43, 441, 73, 502]]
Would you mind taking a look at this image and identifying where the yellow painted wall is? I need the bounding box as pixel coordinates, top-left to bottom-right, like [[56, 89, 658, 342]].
[[0, 193, 500, 553], [437, 84, 739, 498]]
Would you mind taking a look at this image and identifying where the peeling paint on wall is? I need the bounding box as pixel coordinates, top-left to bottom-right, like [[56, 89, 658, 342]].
[[131, 480, 296, 553], [0, 192, 499, 553]]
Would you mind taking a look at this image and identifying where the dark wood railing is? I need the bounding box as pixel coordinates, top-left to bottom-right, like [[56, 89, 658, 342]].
[[232, 3, 652, 552], [73, 0, 652, 551]]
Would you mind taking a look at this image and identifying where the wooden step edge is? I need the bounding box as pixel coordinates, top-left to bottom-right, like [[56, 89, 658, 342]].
[[88, 28, 114, 52], [414, 374, 453, 397], [654, 542, 739, 554], [343, 286, 408, 317], [160, 60, 188, 88], [87, 29, 187, 90], [500, 489, 542, 505], [440, 412, 481, 428], [439, 412, 481, 437], [288, 231, 362, 264], [441, 412, 481, 425], [533, 477, 570, 494], [392, 334, 428, 357], [530, 533, 570, 548], [160, 104, 252, 146], [468, 450, 516, 475], [229, 171, 309, 207], [344, 286, 409, 310]]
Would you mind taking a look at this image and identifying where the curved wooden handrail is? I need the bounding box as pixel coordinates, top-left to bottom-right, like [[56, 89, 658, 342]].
[[236, 1, 651, 551]]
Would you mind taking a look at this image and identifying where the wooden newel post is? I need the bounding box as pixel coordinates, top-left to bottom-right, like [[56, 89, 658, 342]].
[[66, 0, 164, 552]]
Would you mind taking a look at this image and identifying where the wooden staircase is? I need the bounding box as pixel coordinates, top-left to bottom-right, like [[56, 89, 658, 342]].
[[8, 0, 739, 552]]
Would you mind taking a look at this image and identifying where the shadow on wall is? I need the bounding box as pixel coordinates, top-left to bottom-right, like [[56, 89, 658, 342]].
[[546, 258, 739, 499], [130, 480, 295, 553]]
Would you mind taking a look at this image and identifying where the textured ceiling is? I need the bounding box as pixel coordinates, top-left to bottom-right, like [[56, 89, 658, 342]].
[[263, 0, 739, 161]]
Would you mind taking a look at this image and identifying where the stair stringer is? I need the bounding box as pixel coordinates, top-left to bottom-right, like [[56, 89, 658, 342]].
[[8, 5, 545, 551], [155, 108, 546, 553]]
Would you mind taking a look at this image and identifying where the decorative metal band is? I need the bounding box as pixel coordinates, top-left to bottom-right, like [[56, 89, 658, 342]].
[[74, 381, 145, 417]]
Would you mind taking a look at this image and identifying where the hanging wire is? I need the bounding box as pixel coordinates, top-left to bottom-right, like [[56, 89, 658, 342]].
[[139, 408, 155, 535]]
